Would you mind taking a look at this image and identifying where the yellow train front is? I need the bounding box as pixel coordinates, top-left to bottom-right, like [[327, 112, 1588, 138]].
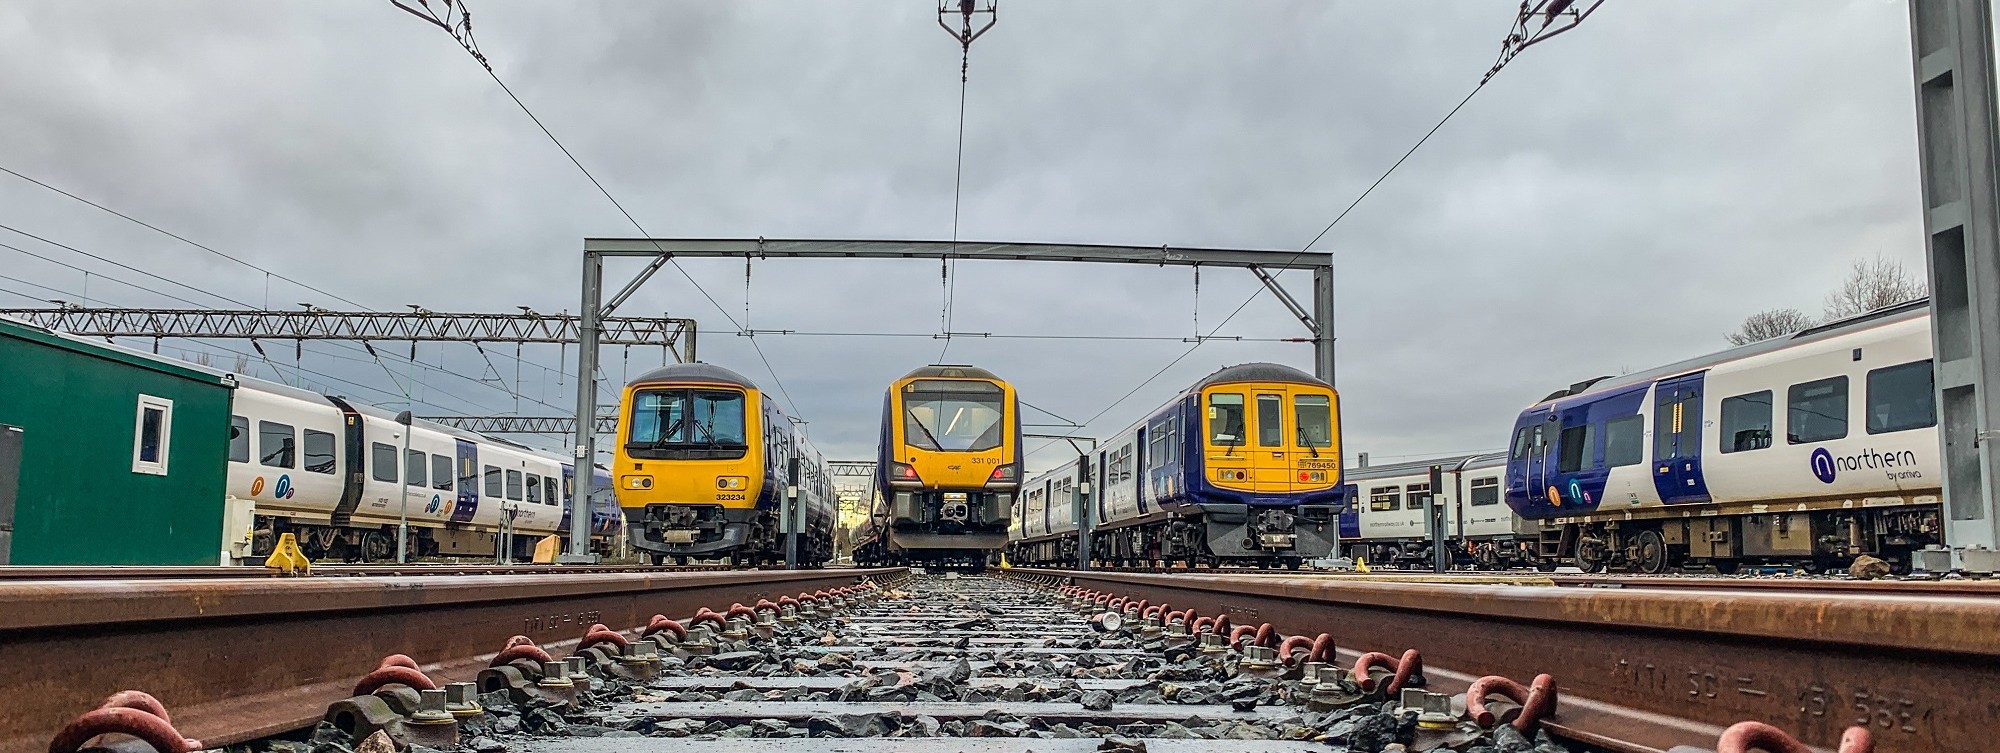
[[613, 363, 833, 566], [855, 365, 1020, 570]]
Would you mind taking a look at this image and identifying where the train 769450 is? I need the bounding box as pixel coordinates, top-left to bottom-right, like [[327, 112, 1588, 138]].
[[613, 363, 835, 567], [1008, 362, 1345, 569], [854, 364, 1021, 570]]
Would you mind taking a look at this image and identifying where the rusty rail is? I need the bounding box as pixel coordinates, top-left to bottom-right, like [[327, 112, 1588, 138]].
[[0, 567, 902, 753], [1015, 568, 2000, 753], [0, 563, 746, 580]]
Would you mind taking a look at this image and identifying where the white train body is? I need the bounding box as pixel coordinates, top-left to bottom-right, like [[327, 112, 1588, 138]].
[[225, 378, 573, 561], [1340, 452, 1528, 569]]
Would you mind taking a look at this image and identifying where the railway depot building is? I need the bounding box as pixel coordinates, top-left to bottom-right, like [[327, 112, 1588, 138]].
[[0, 316, 235, 564]]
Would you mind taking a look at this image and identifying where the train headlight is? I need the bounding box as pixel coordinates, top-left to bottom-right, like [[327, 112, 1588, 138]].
[[716, 476, 747, 490], [623, 475, 654, 490]]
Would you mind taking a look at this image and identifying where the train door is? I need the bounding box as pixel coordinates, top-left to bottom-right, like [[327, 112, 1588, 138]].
[[453, 439, 479, 523], [559, 462, 576, 534], [1515, 408, 1554, 506], [1651, 374, 1712, 504], [1251, 390, 1291, 493]]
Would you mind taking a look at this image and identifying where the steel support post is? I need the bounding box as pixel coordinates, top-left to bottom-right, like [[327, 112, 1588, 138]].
[[1312, 265, 1336, 386], [1910, 0, 2000, 571], [561, 251, 603, 564], [1076, 452, 1093, 571]]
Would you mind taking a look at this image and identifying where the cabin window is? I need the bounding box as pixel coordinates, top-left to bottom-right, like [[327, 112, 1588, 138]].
[[483, 465, 502, 498], [259, 421, 296, 469], [545, 477, 559, 507], [1208, 393, 1246, 445], [371, 442, 398, 483], [505, 470, 524, 501], [303, 430, 336, 474], [899, 380, 1006, 452], [406, 449, 427, 487], [525, 473, 542, 503], [228, 415, 250, 463], [1787, 376, 1849, 444], [1510, 426, 1533, 459], [1719, 391, 1773, 453], [1557, 423, 1595, 473], [1294, 394, 1334, 448], [1256, 395, 1284, 447], [1369, 486, 1400, 512], [132, 395, 172, 475], [1604, 415, 1644, 467], [1405, 482, 1431, 510], [432, 454, 454, 491], [1867, 360, 1936, 434], [1469, 477, 1500, 506]]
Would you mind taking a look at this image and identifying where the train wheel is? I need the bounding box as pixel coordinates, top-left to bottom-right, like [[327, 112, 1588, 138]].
[[649, 553, 666, 566], [1633, 530, 1670, 574], [361, 531, 393, 562]]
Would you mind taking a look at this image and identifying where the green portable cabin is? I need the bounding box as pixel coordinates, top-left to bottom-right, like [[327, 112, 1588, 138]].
[[0, 316, 235, 564]]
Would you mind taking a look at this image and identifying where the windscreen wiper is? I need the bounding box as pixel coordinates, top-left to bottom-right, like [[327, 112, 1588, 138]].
[[1298, 429, 1320, 458], [907, 405, 947, 450]]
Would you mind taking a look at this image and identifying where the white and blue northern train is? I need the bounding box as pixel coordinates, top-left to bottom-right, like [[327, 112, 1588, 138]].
[[1502, 299, 1941, 573], [1007, 363, 1345, 569], [227, 377, 621, 562]]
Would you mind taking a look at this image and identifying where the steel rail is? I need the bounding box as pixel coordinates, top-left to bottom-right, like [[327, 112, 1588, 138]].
[[0, 564, 740, 580], [1019, 568, 2000, 753], [1547, 573, 2000, 596], [0, 567, 902, 753]]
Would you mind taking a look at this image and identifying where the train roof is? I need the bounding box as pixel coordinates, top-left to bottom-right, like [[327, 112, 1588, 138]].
[[1532, 297, 1931, 407], [900, 364, 1001, 381], [1345, 452, 1502, 482], [627, 362, 758, 389], [1193, 362, 1326, 389]]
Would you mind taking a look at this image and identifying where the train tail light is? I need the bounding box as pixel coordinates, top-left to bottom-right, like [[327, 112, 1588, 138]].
[[989, 464, 1018, 482], [891, 462, 921, 483]]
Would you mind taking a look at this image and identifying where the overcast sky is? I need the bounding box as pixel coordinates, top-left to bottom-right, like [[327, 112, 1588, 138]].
[[0, 1, 1927, 471]]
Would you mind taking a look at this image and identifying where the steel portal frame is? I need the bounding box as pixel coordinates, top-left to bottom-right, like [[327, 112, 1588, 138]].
[[567, 238, 1336, 562]]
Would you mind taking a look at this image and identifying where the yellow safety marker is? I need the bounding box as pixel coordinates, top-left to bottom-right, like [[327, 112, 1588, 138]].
[[1354, 555, 1371, 574], [263, 532, 311, 576], [532, 535, 560, 564]]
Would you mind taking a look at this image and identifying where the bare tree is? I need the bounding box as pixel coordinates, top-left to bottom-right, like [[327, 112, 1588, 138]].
[[1727, 308, 1818, 346], [1824, 254, 1927, 320]]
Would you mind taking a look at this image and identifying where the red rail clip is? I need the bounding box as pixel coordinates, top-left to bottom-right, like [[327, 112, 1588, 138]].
[[1467, 673, 1557, 732], [48, 691, 201, 753], [1715, 722, 1873, 753]]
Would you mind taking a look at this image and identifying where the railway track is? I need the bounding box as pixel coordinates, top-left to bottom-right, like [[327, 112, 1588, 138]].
[[3, 567, 893, 753], [1016, 567, 1998, 753], [0, 563, 741, 580], [17, 565, 1981, 753]]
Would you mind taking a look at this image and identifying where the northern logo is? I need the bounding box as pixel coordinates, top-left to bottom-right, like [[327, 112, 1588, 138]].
[[1810, 448, 1836, 484]]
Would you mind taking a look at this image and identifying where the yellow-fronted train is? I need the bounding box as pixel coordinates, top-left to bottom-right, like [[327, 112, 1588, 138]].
[[854, 364, 1021, 571], [614, 363, 834, 567]]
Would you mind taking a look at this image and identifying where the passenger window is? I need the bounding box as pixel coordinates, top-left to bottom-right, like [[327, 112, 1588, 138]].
[[1867, 360, 1936, 434], [1255, 395, 1284, 447], [1787, 376, 1849, 444], [1719, 391, 1773, 453], [228, 415, 250, 463], [1294, 395, 1334, 447], [259, 421, 296, 468], [1208, 393, 1246, 445], [506, 470, 523, 501], [133, 395, 173, 475], [1369, 486, 1400, 512], [526, 473, 542, 503], [406, 449, 427, 487], [303, 430, 336, 474], [371, 442, 398, 483], [546, 477, 559, 506], [432, 454, 454, 491], [1469, 477, 1500, 506], [1604, 415, 1644, 467], [1557, 423, 1595, 473], [1405, 482, 1431, 510], [484, 465, 502, 498]]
